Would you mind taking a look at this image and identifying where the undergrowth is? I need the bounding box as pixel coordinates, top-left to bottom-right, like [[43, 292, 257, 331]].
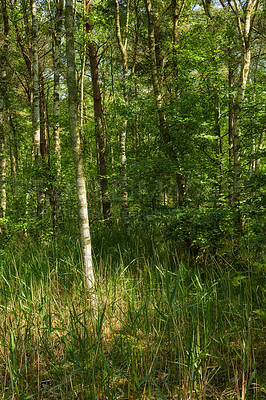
[[0, 228, 265, 399]]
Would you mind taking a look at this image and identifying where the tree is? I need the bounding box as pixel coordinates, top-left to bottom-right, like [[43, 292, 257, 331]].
[[31, 0, 43, 218], [114, 0, 130, 227], [220, 0, 260, 201], [51, 0, 64, 232], [83, 0, 111, 222], [65, 0, 94, 289], [144, 0, 186, 206], [0, 0, 8, 220], [0, 0, 264, 263]]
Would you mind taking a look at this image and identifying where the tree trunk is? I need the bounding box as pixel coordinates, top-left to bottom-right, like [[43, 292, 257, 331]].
[[232, 48, 251, 201], [114, 0, 130, 227], [228, 62, 234, 169], [40, 74, 48, 159], [227, 0, 259, 201], [249, 43, 262, 177], [255, 129, 265, 176], [51, 0, 63, 231], [85, 0, 111, 221], [172, 0, 186, 48], [31, 0, 44, 218], [65, 0, 94, 289], [32, 0, 40, 161], [145, 0, 186, 205], [227, 56, 235, 203], [214, 98, 223, 195], [0, 0, 8, 219], [8, 110, 17, 198], [0, 109, 6, 219]]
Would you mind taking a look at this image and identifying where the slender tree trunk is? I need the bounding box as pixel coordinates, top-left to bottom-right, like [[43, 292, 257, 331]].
[[232, 50, 251, 201], [8, 110, 19, 216], [40, 74, 48, 159], [8, 111, 17, 198], [131, 0, 140, 150], [249, 43, 262, 177], [228, 57, 235, 203], [65, 0, 94, 289], [171, 0, 186, 100], [0, 115, 6, 219], [145, 0, 186, 205], [53, 0, 63, 170], [32, 0, 40, 161], [229, 0, 259, 201], [0, 0, 8, 219], [228, 63, 234, 169], [9, 123, 16, 179], [255, 129, 265, 176], [172, 0, 186, 47], [85, 0, 111, 221], [214, 98, 223, 195], [8, 112, 18, 173], [114, 0, 130, 227], [51, 0, 63, 231], [31, 0, 44, 218], [132, 0, 140, 76], [80, 37, 86, 135], [9, 1, 31, 106]]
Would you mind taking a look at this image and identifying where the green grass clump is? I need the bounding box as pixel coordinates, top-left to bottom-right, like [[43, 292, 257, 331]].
[[0, 233, 265, 399]]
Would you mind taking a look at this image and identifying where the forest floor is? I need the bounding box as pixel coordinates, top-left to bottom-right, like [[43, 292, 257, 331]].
[[0, 231, 265, 400]]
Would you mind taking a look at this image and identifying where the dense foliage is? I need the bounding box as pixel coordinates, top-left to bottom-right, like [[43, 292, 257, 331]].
[[0, 0, 265, 398]]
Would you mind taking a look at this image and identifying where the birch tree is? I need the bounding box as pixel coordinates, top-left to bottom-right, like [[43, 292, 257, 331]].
[[65, 0, 94, 289]]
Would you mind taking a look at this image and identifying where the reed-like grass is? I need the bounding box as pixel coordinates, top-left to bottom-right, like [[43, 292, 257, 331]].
[[0, 233, 265, 399]]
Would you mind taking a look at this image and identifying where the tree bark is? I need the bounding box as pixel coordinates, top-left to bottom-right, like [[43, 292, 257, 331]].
[[145, 0, 186, 205], [65, 0, 94, 289]]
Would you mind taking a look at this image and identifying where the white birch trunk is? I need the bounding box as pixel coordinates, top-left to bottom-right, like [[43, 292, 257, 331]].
[[65, 0, 94, 289]]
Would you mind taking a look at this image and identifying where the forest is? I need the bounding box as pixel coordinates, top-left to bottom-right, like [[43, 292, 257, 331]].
[[0, 0, 265, 398]]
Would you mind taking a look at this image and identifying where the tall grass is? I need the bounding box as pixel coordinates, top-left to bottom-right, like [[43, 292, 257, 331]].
[[0, 231, 265, 399]]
